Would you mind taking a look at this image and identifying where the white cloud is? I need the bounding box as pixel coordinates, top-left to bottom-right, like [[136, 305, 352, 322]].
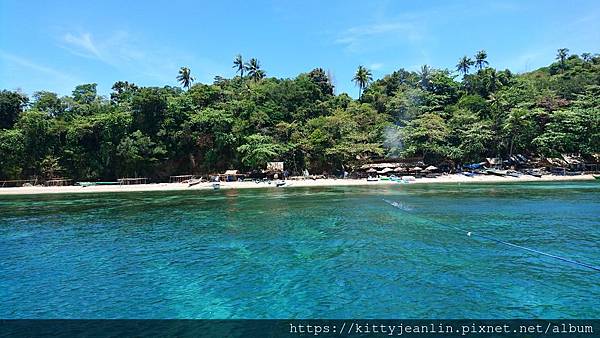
[[335, 22, 423, 51], [0, 50, 76, 82], [57, 30, 227, 86], [62, 32, 102, 59], [0, 50, 79, 94]]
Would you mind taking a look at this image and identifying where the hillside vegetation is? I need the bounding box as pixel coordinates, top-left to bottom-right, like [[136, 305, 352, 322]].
[[1, 50, 598, 180]]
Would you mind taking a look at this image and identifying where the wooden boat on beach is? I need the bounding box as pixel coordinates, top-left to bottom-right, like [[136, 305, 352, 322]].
[[506, 170, 522, 178], [593, 175, 600, 180], [486, 169, 507, 176]]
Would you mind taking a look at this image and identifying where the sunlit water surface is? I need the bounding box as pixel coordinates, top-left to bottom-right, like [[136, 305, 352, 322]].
[[1, 182, 599, 318]]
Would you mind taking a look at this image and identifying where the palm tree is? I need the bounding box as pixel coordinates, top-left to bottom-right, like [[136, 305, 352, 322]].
[[244, 58, 265, 82], [352, 65, 373, 98], [233, 54, 244, 78], [556, 48, 569, 69], [581, 52, 592, 63], [481, 68, 502, 94], [475, 50, 489, 71], [456, 56, 474, 75], [177, 67, 194, 90]]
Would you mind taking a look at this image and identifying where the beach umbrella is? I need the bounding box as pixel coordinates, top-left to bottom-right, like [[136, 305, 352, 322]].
[[366, 168, 377, 173], [424, 165, 438, 172]]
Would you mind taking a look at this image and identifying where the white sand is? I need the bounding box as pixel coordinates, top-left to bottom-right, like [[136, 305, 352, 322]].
[[0, 174, 595, 196]]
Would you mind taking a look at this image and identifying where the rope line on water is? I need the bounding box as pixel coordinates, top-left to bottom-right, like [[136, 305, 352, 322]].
[[382, 199, 600, 273]]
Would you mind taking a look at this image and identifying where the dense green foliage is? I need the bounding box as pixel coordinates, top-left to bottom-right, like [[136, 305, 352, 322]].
[[1, 50, 599, 180]]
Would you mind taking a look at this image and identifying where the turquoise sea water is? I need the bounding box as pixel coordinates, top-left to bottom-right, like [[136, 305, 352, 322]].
[[1, 182, 599, 318]]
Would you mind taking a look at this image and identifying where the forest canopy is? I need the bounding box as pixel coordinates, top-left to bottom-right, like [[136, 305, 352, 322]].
[[1, 50, 599, 181]]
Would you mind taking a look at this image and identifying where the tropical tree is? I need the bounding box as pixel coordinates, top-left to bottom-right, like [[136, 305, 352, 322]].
[[72, 83, 98, 105], [581, 52, 592, 64], [418, 65, 431, 90], [556, 48, 569, 69], [503, 108, 532, 157], [177, 67, 194, 90], [233, 54, 244, 78], [117, 130, 166, 177], [0, 90, 29, 129], [475, 50, 489, 70], [402, 112, 450, 163], [110, 81, 139, 105], [352, 65, 373, 98], [456, 56, 474, 75], [0, 129, 25, 179], [244, 58, 265, 82], [237, 134, 287, 168], [307, 68, 334, 95], [1, 48, 599, 181]]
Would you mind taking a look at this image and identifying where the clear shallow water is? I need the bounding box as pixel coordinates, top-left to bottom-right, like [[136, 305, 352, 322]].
[[1, 182, 599, 318]]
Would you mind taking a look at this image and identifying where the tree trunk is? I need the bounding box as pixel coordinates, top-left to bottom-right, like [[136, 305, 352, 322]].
[[189, 153, 196, 171]]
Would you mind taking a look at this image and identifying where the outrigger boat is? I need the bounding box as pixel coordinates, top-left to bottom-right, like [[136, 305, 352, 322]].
[[486, 169, 507, 176], [594, 175, 600, 180], [506, 170, 522, 178]]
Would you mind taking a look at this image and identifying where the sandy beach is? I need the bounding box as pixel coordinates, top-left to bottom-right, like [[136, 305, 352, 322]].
[[0, 174, 595, 196]]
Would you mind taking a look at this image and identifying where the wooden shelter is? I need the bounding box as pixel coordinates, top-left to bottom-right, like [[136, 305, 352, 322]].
[[220, 170, 245, 182], [266, 162, 284, 172], [378, 167, 394, 175]]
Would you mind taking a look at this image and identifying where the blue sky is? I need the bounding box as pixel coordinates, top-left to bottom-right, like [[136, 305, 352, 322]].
[[1, 0, 599, 98]]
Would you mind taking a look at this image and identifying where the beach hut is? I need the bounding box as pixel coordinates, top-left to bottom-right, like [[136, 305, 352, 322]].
[[423, 165, 441, 178], [222, 170, 243, 182], [485, 157, 502, 169], [266, 162, 284, 172]]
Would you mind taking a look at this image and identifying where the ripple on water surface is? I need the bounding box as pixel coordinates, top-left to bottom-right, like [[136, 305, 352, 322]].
[[0, 182, 599, 318]]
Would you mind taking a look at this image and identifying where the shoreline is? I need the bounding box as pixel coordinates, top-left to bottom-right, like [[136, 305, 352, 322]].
[[0, 174, 595, 196]]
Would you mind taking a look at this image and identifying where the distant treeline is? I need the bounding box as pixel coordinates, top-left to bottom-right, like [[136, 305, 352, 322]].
[[0, 50, 599, 181]]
